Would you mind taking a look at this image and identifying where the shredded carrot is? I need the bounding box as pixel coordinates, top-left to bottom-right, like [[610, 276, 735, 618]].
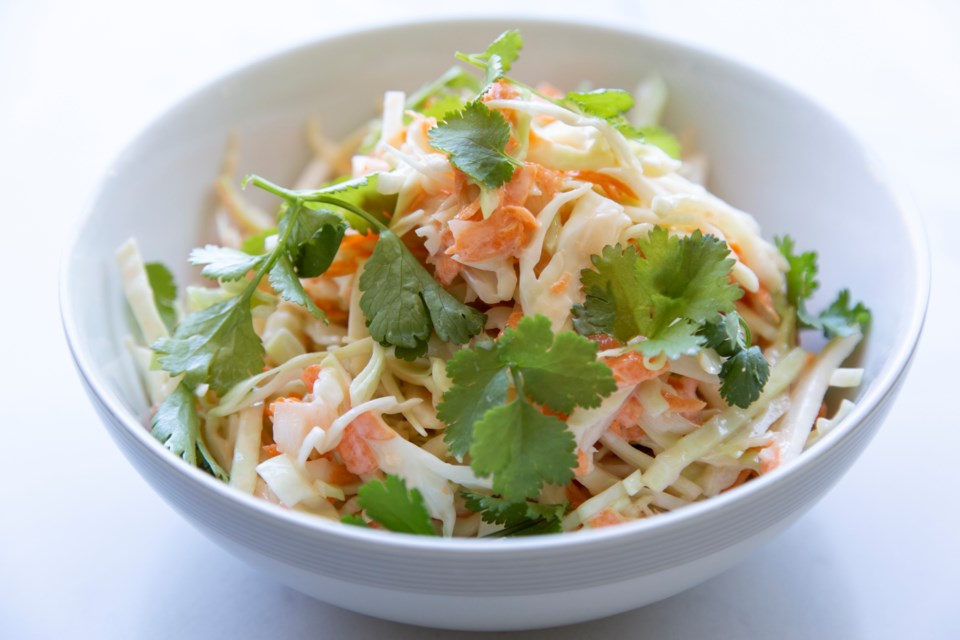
[[587, 509, 627, 528], [497, 304, 524, 338], [758, 443, 781, 474], [450, 204, 538, 262], [325, 456, 362, 486], [565, 482, 590, 508], [336, 427, 379, 476], [588, 334, 622, 351], [505, 304, 523, 329], [539, 404, 569, 421], [664, 394, 707, 414], [575, 449, 592, 477], [261, 444, 281, 459], [350, 412, 395, 440], [503, 163, 538, 207], [610, 395, 645, 441], [817, 401, 828, 420], [549, 272, 571, 294], [482, 80, 521, 124], [401, 191, 431, 217], [265, 395, 301, 420], [722, 469, 755, 493], [312, 297, 348, 324], [604, 351, 663, 386], [667, 375, 698, 397], [455, 198, 481, 220], [433, 254, 461, 286], [570, 170, 638, 203], [325, 232, 379, 277], [335, 412, 395, 476], [301, 364, 323, 391]]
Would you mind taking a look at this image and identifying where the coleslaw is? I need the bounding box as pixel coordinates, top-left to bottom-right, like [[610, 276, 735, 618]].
[[116, 30, 869, 537]]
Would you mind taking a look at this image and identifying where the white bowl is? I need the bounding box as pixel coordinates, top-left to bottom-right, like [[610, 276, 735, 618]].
[[61, 17, 928, 631]]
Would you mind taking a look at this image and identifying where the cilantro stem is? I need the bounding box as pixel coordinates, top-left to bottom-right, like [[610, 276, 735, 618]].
[[307, 195, 389, 232], [481, 517, 552, 538], [240, 198, 302, 299], [245, 174, 388, 233]]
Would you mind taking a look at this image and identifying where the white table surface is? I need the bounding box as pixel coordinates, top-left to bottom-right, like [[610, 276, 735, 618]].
[[2, 1, 957, 637]]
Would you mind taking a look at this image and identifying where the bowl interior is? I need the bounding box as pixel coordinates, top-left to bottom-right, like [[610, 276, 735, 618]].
[[64, 18, 926, 535]]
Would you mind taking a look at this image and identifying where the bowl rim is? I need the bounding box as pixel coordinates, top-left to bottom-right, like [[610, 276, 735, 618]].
[[60, 14, 930, 554]]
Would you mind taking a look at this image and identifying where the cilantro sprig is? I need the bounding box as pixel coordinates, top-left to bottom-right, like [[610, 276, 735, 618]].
[[572, 227, 743, 360], [406, 65, 481, 119], [461, 491, 567, 537], [150, 173, 485, 473], [153, 187, 354, 394], [145, 262, 178, 332], [424, 31, 683, 190], [455, 29, 523, 87], [247, 175, 485, 361], [562, 89, 681, 158], [428, 101, 521, 189], [438, 315, 616, 502], [699, 311, 770, 408], [571, 228, 768, 407], [440, 31, 680, 158], [343, 474, 437, 536], [776, 236, 871, 338]]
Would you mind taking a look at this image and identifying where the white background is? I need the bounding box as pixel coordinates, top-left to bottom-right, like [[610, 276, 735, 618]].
[[2, 1, 958, 637]]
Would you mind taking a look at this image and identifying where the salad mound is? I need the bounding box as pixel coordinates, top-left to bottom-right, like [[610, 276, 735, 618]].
[[117, 30, 869, 537]]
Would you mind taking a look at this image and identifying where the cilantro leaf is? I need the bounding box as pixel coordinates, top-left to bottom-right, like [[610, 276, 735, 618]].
[[635, 319, 704, 359], [470, 397, 577, 502], [776, 235, 819, 310], [145, 262, 178, 332], [268, 254, 323, 320], [572, 244, 646, 341], [196, 429, 229, 481], [278, 204, 347, 279], [240, 228, 276, 255], [630, 125, 682, 159], [341, 514, 369, 528], [456, 29, 523, 85], [355, 474, 437, 536], [151, 383, 198, 466], [560, 89, 681, 158], [437, 342, 510, 457], [359, 229, 486, 355], [699, 312, 768, 407], [428, 100, 520, 189], [815, 289, 872, 338], [189, 245, 265, 281], [699, 311, 749, 358], [573, 229, 741, 358], [294, 220, 347, 278], [498, 315, 617, 414], [635, 227, 741, 330], [461, 491, 566, 536], [407, 65, 481, 117], [776, 236, 870, 338], [719, 346, 770, 408], [151, 381, 230, 480], [564, 89, 634, 119], [152, 295, 264, 394], [438, 314, 615, 501], [421, 94, 468, 120]]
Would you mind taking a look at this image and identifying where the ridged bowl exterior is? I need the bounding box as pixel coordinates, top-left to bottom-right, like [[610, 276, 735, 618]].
[[62, 18, 928, 631]]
